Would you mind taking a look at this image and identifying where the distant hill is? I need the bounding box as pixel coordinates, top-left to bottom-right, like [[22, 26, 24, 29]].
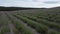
[[0, 6, 47, 11], [0, 6, 60, 11]]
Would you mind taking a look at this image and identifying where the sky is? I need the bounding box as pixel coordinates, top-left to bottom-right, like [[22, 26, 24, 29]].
[[0, 0, 60, 8]]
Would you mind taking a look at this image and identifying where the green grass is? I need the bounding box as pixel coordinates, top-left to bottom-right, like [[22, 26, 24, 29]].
[[0, 26, 10, 34]]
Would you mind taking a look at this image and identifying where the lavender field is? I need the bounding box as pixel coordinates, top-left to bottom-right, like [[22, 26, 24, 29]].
[[0, 8, 60, 34]]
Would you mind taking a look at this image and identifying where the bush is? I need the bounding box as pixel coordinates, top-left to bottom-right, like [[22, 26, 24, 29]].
[[13, 15, 48, 34]]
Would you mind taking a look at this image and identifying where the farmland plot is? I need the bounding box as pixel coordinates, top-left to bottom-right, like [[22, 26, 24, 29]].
[[0, 10, 60, 34]]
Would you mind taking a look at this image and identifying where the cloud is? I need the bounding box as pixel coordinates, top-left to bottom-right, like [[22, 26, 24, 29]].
[[44, 1, 59, 4], [0, 0, 60, 8]]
